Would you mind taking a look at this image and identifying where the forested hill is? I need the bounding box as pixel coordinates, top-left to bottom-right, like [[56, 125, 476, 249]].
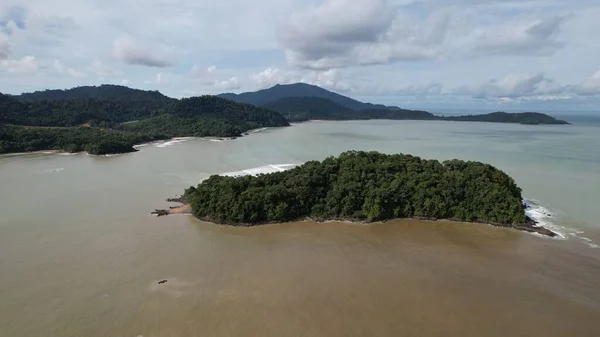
[[220, 83, 570, 125], [263, 95, 567, 124], [183, 150, 555, 236], [220, 83, 397, 111], [14, 84, 173, 103], [265, 96, 435, 122], [0, 87, 290, 155], [443, 112, 570, 125]]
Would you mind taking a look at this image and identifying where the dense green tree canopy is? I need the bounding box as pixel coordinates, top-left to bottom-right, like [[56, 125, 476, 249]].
[[0, 87, 290, 155], [184, 151, 528, 226]]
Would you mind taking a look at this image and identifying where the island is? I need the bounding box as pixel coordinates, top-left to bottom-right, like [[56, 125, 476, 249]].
[[178, 151, 555, 237]]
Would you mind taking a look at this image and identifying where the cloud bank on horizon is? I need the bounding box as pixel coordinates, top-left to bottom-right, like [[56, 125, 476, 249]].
[[1, 0, 599, 110]]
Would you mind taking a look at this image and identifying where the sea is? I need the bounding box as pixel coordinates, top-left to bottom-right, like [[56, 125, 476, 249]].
[[1, 115, 599, 336]]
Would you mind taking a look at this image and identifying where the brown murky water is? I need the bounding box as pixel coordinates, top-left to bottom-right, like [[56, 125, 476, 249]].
[[1, 121, 599, 336]]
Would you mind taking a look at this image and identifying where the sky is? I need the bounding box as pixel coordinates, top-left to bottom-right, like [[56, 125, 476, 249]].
[[1, 0, 599, 111]]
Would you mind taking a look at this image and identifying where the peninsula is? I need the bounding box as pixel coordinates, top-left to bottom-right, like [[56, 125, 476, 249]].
[[2, 84, 569, 155], [180, 151, 556, 237], [0, 85, 289, 155]]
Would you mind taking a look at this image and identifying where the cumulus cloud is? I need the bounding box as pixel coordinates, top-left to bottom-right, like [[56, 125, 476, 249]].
[[113, 35, 172, 68], [186, 64, 241, 90], [189, 64, 217, 79], [213, 77, 241, 90], [87, 60, 119, 79], [53, 59, 86, 78], [575, 70, 600, 95], [145, 72, 168, 85], [392, 83, 444, 96], [454, 73, 568, 99], [0, 34, 10, 59], [250, 67, 352, 92], [473, 16, 567, 56], [0, 55, 38, 74], [281, 0, 443, 69]]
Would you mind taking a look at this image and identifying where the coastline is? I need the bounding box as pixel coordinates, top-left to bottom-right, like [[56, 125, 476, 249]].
[[153, 202, 557, 237], [1, 127, 272, 157]]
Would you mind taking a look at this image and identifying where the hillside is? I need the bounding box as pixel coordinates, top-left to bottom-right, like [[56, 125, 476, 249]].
[[0, 87, 290, 155], [220, 83, 396, 111], [15, 84, 173, 103], [263, 96, 567, 124], [221, 83, 569, 125], [443, 112, 570, 125]]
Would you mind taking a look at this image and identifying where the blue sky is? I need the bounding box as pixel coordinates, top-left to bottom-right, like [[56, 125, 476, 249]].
[[1, 0, 599, 111]]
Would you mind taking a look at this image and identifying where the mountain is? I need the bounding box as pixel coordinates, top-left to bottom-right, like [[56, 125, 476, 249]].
[[263, 96, 567, 125], [265, 96, 435, 122], [0, 87, 290, 155], [219, 83, 396, 111], [15, 84, 173, 103]]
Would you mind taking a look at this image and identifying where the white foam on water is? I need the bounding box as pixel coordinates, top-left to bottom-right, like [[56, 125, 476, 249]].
[[524, 199, 599, 248], [51, 168, 64, 172], [156, 138, 193, 148], [248, 127, 267, 134], [523, 199, 562, 237], [221, 163, 300, 177]]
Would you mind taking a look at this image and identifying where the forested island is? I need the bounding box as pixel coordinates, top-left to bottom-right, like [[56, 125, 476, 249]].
[[181, 151, 556, 236], [0, 86, 289, 155]]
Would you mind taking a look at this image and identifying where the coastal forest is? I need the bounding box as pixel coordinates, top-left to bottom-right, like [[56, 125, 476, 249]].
[[1, 84, 569, 155], [184, 151, 530, 227], [0, 86, 289, 155]]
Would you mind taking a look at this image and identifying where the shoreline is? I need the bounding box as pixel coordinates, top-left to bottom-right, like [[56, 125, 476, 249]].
[[152, 203, 557, 237], [1, 127, 272, 157]]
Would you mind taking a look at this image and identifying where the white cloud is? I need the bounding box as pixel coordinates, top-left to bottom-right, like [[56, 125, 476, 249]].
[[0, 56, 38, 74], [250, 67, 352, 92], [281, 0, 442, 69], [454, 73, 567, 99], [87, 60, 119, 79], [189, 64, 217, 79], [213, 77, 241, 90], [0, 34, 10, 59], [113, 35, 173, 68], [392, 83, 444, 96], [575, 70, 600, 95], [145, 72, 167, 85], [472, 16, 567, 56], [53, 60, 86, 78]]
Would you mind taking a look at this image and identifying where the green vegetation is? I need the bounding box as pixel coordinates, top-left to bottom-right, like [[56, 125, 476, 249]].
[[443, 112, 570, 125], [184, 151, 528, 226], [0, 125, 166, 155], [220, 83, 570, 125], [0, 87, 290, 155], [264, 96, 568, 125], [266, 96, 436, 122]]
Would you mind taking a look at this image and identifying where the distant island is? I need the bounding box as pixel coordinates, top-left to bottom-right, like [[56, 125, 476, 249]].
[[1, 83, 569, 155], [181, 151, 555, 237]]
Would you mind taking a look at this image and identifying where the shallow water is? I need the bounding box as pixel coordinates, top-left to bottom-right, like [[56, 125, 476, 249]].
[[1, 119, 599, 336]]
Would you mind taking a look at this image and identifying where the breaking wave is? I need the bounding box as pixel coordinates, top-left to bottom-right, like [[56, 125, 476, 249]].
[[524, 199, 598, 248], [221, 164, 300, 177]]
